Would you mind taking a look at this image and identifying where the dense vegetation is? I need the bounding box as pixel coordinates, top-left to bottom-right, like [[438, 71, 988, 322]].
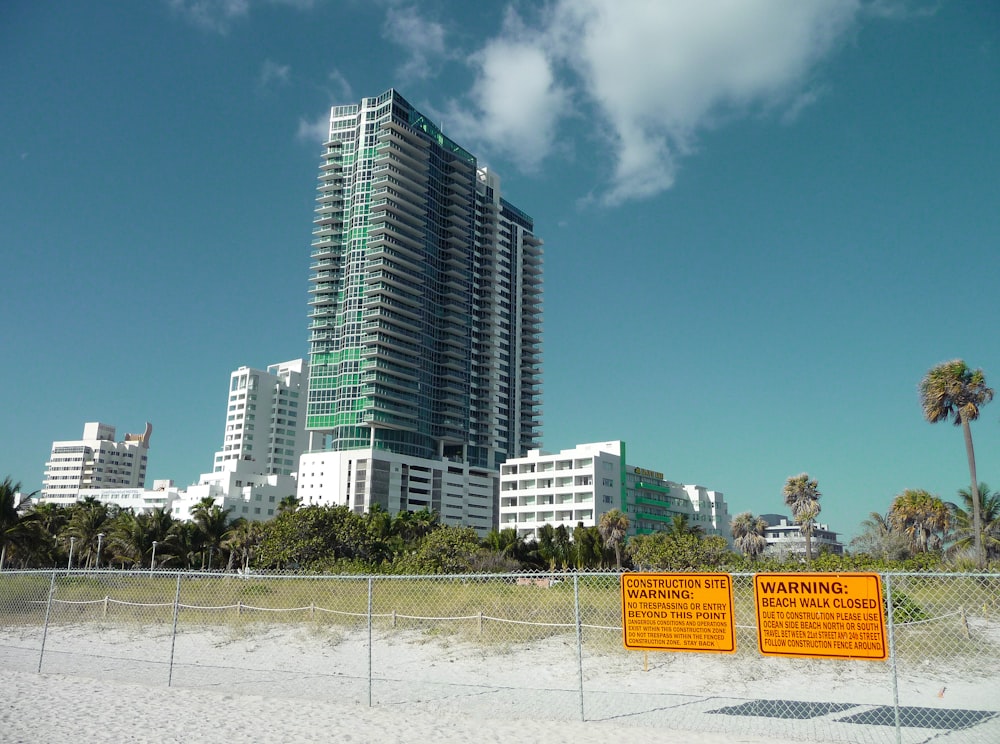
[[2, 473, 997, 574]]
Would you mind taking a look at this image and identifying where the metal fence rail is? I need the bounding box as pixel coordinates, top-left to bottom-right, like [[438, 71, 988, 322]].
[[1, 570, 997, 743]]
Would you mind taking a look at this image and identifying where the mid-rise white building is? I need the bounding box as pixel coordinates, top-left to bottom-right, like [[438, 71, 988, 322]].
[[214, 359, 307, 477], [498, 441, 730, 543], [760, 513, 844, 556], [297, 449, 496, 535], [40, 422, 152, 504]]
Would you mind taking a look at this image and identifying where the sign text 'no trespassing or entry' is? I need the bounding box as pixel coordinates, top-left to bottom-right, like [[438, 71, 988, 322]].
[[621, 573, 736, 653], [754, 573, 887, 660]]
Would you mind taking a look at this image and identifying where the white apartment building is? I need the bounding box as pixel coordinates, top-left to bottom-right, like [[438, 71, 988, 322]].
[[498, 441, 731, 544], [40, 422, 152, 504], [760, 513, 844, 557], [214, 359, 307, 477], [297, 448, 497, 535]]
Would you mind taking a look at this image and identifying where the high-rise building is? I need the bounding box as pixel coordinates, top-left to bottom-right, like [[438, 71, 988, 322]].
[[212, 359, 308, 477], [299, 90, 543, 533], [39, 422, 152, 504]]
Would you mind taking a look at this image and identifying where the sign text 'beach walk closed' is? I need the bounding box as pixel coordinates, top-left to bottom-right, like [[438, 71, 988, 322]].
[[621, 573, 736, 653], [754, 573, 887, 660]]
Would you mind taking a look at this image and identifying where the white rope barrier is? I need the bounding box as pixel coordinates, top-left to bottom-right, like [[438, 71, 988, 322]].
[[28, 598, 975, 632]]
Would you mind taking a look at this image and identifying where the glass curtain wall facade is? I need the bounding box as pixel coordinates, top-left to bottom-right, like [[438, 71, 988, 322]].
[[307, 89, 542, 470]]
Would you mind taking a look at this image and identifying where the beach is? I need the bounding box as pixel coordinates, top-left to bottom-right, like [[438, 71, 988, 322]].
[[2, 667, 811, 744], [3, 621, 999, 743]]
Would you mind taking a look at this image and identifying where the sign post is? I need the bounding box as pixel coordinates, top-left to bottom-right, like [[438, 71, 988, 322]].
[[621, 573, 736, 653], [753, 573, 887, 660]]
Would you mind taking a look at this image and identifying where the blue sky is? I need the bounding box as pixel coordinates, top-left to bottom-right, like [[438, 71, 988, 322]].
[[2, 0, 998, 541]]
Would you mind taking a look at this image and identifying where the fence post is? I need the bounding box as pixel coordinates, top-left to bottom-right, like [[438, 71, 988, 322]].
[[37, 570, 57, 673], [884, 572, 902, 744], [310, 602, 315, 620], [478, 611, 483, 635], [367, 576, 374, 708], [574, 573, 585, 722], [102, 595, 109, 619], [168, 573, 182, 687], [237, 600, 243, 617]]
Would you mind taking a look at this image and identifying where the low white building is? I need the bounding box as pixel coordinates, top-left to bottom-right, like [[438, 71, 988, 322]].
[[297, 448, 497, 536], [760, 513, 844, 557], [40, 422, 152, 504], [174, 469, 298, 521], [498, 441, 730, 543]]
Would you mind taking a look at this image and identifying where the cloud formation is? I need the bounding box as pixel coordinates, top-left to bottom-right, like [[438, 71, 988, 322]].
[[259, 59, 291, 88], [168, 0, 314, 34], [297, 69, 354, 144], [382, 5, 449, 82], [445, 0, 862, 204], [167, 0, 250, 34]]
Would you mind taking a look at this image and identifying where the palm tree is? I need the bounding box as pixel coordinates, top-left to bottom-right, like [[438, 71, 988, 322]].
[[667, 513, 704, 538], [782, 473, 821, 562], [192, 501, 234, 571], [1, 476, 38, 569], [536, 523, 560, 570], [919, 360, 994, 568], [730, 511, 768, 561], [888, 489, 950, 554], [572, 523, 603, 569], [224, 519, 265, 572], [277, 495, 301, 515], [109, 509, 178, 568], [64, 497, 111, 568], [949, 483, 1000, 563], [598, 508, 629, 570], [851, 511, 911, 561], [484, 527, 524, 562]]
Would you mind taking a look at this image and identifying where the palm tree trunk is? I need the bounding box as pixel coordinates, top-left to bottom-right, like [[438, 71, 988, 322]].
[[804, 524, 812, 563], [962, 416, 985, 569]]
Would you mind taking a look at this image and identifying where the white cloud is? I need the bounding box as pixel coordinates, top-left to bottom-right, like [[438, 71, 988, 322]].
[[382, 5, 449, 81], [297, 69, 354, 144], [167, 0, 250, 34], [447, 0, 862, 204], [325, 69, 353, 103], [445, 37, 571, 172], [259, 59, 291, 88], [781, 86, 827, 125], [296, 112, 330, 143], [168, 0, 315, 34]]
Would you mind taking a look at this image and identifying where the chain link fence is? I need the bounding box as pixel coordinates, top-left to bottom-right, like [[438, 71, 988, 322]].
[[1, 570, 997, 742]]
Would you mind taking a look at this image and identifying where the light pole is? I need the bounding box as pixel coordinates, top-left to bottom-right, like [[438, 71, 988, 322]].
[[67, 536, 76, 571], [96, 533, 105, 569], [151, 540, 158, 573]]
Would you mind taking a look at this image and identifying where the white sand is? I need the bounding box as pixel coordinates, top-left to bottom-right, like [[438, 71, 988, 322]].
[[1, 668, 798, 744], [2, 622, 998, 743]]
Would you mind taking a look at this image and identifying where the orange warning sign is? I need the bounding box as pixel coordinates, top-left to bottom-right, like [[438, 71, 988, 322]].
[[754, 573, 887, 660], [621, 573, 736, 653]]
